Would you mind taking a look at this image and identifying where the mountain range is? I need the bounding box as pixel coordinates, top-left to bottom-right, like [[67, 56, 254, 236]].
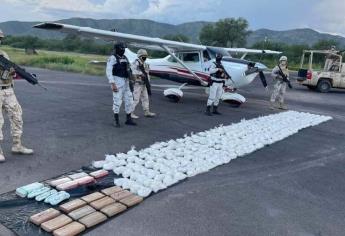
[[1, 18, 345, 47]]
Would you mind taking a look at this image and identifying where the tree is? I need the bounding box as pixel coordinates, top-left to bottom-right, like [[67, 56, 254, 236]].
[[313, 40, 339, 50], [199, 18, 251, 47]]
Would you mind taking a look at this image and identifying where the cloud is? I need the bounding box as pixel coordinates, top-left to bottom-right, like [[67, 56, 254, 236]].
[[310, 0, 345, 35]]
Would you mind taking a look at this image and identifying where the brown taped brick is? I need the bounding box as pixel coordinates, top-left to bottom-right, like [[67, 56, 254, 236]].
[[89, 170, 109, 179], [68, 205, 96, 220], [56, 180, 79, 191], [100, 203, 127, 217], [53, 222, 85, 236], [78, 211, 107, 228], [89, 196, 115, 210], [68, 172, 89, 180], [30, 208, 61, 226], [101, 186, 123, 196], [81, 192, 105, 203], [48, 177, 72, 187], [59, 199, 87, 213], [119, 195, 143, 207], [41, 214, 72, 233], [110, 190, 132, 201], [76, 176, 95, 185]]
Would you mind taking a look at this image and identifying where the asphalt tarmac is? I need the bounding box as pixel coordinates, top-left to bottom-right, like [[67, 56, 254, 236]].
[[0, 68, 345, 236]]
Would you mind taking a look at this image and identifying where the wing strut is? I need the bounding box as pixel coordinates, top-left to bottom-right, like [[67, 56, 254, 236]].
[[161, 45, 208, 86]]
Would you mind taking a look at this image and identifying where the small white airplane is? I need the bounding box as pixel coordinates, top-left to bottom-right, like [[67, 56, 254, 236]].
[[33, 22, 281, 106]]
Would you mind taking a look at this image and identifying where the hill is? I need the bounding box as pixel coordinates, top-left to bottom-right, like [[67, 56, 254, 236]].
[[1, 18, 345, 47]]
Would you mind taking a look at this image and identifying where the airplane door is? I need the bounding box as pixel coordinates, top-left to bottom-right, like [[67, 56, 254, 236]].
[[180, 52, 202, 72]]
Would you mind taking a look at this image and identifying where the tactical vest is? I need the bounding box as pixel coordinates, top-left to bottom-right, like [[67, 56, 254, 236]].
[[112, 55, 129, 78], [210, 62, 225, 79], [0, 50, 13, 86]]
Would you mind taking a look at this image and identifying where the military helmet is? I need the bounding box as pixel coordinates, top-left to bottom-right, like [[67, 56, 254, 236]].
[[279, 56, 288, 62], [0, 29, 4, 38], [137, 49, 148, 58]]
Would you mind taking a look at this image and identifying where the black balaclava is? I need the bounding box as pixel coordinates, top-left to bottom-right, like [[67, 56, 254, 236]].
[[114, 43, 126, 56], [216, 54, 223, 63]]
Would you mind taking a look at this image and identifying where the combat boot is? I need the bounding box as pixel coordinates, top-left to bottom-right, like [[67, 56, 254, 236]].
[[205, 106, 212, 116], [144, 110, 156, 118], [131, 113, 139, 119], [278, 102, 288, 110], [212, 106, 221, 115], [125, 114, 137, 126], [114, 114, 120, 127], [12, 138, 34, 155], [269, 101, 276, 110], [0, 146, 5, 163]]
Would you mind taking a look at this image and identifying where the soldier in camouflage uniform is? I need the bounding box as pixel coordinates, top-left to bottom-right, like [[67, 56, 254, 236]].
[[0, 29, 33, 162], [270, 56, 289, 110], [131, 49, 155, 119]]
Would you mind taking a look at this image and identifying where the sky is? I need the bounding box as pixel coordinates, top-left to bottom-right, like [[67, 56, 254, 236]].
[[1, 0, 345, 35]]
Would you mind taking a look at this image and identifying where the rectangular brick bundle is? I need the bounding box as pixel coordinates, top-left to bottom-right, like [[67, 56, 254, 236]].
[[48, 177, 72, 187], [76, 176, 95, 185], [100, 203, 127, 217], [53, 222, 86, 236], [110, 190, 132, 201], [56, 180, 79, 191], [89, 196, 115, 210], [30, 208, 61, 226], [41, 214, 72, 233], [68, 205, 96, 220], [89, 170, 109, 179], [59, 199, 87, 213], [101, 186, 123, 196], [81, 192, 105, 203], [68, 172, 89, 180], [119, 195, 143, 207], [78, 211, 107, 228]]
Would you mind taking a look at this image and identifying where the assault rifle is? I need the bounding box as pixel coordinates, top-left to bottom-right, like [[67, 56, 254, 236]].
[[137, 60, 152, 96], [215, 62, 235, 85], [0, 55, 46, 89], [277, 64, 293, 89]]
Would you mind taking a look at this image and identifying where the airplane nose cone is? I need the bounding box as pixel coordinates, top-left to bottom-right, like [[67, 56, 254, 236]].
[[255, 62, 268, 70]]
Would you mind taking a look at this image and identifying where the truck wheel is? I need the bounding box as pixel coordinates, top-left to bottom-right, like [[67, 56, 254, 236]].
[[317, 79, 331, 93]]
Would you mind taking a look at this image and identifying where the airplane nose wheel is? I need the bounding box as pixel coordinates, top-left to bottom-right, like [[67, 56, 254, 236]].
[[223, 100, 243, 108], [166, 95, 181, 103], [164, 88, 184, 103], [221, 92, 246, 108]]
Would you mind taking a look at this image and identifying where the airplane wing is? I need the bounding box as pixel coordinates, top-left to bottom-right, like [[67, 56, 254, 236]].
[[33, 23, 206, 52], [226, 48, 282, 55], [33, 22, 208, 85]]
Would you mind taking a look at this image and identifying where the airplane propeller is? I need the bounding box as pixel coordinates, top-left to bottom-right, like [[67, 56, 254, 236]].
[[258, 70, 268, 88]]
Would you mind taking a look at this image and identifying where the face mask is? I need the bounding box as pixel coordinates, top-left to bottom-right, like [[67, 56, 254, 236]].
[[141, 57, 147, 61], [280, 61, 287, 66]]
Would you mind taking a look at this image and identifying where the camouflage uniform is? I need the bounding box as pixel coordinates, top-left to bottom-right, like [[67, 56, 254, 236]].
[[0, 49, 33, 162], [270, 58, 289, 110], [130, 49, 155, 118]]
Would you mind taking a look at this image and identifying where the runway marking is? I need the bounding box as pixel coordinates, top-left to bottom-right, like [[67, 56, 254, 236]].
[[93, 111, 332, 198]]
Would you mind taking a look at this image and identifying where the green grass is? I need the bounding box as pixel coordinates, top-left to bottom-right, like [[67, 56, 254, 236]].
[[1, 46, 108, 76]]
